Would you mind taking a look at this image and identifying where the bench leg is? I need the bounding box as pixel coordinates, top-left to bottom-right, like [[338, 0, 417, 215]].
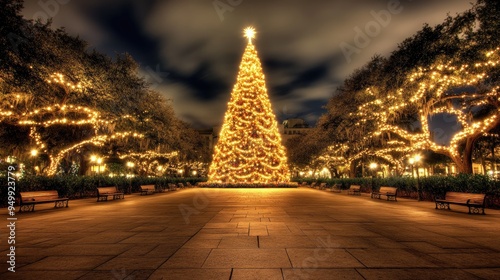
[[20, 204, 34, 212], [54, 200, 69, 208], [468, 206, 486, 215], [435, 202, 449, 210]]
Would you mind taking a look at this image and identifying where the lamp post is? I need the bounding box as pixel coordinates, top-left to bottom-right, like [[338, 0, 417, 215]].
[[369, 162, 378, 191], [30, 149, 38, 175], [409, 155, 422, 201], [90, 155, 103, 187], [127, 161, 135, 194], [409, 158, 415, 178]]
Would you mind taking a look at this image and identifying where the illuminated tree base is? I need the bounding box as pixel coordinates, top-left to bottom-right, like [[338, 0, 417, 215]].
[[198, 182, 298, 188]]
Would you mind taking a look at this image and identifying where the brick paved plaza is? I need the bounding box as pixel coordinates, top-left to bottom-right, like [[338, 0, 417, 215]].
[[1, 187, 500, 279]]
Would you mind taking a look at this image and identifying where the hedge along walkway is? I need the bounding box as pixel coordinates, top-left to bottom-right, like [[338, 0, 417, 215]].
[[1, 188, 500, 279]]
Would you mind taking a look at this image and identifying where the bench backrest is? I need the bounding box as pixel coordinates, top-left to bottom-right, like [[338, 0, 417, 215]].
[[349, 185, 360, 190], [379, 186, 397, 194], [141, 185, 155, 191], [20, 190, 60, 202], [319, 183, 326, 187], [97, 186, 119, 195], [445, 192, 485, 204]]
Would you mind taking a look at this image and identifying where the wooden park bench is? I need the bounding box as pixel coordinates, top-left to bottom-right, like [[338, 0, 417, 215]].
[[97, 186, 124, 202], [178, 183, 185, 189], [328, 183, 342, 193], [19, 190, 69, 212], [140, 185, 156, 195], [347, 185, 361, 195], [371, 186, 398, 201], [168, 183, 178, 191], [435, 192, 486, 214], [318, 183, 327, 190]]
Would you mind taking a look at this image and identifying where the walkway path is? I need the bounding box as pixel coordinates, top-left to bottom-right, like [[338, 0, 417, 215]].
[[1, 188, 500, 279]]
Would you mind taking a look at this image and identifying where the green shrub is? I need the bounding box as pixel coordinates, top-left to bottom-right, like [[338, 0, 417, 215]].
[[0, 175, 207, 207], [294, 174, 500, 208]]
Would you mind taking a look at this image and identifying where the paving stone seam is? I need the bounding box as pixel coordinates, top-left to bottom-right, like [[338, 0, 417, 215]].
[[228, 267, 234, 280], [344, 248, 368, 269], [147, 224, 205, 272], [279, 268, 286, 280], [284, 248, 295, 269]]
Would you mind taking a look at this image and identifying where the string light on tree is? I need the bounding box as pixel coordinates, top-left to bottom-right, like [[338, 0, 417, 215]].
[[355, 48, 500, 173], [46, 131, 145, 175], [208, 27, 290, 183]]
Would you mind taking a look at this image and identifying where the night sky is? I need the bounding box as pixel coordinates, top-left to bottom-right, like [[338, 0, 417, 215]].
[[22, 0, 472, 129]]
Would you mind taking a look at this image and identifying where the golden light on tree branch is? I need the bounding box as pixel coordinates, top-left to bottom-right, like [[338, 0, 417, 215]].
[[46, 72, 84, 90], [355, 48, 500, 173], [119, 150, 178, 160], [46, 131, 145, 175]]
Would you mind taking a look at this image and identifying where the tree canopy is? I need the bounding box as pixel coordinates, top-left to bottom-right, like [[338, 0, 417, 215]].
[[300, 0, 500, 176], [0, 0, 205, 176]]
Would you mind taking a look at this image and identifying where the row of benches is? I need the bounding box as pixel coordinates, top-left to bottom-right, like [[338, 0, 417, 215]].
[[18, 182, 196, 212], [138, 182, 194, 196], [303, 182, 487, 215]]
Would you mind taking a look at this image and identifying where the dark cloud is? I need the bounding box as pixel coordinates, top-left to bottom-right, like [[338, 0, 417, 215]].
[[21, 0, 473, 128]]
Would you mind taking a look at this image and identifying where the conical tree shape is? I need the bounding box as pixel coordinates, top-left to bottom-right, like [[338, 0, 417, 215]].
[[208, 28, 290, 183]]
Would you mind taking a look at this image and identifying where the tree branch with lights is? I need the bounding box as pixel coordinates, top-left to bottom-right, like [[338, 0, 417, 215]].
[[315, 1, 500, 176], [356, 49, 500, 173]]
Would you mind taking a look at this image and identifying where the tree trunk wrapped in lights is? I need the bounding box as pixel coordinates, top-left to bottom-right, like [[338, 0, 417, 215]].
[[208, 27, 290, 183]]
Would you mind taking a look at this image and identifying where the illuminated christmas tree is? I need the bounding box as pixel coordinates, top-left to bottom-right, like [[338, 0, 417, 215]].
[[208, 27, 290, 183]]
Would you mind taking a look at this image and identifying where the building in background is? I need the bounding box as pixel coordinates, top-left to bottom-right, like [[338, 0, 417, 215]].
[[279, 118, 312, 141]]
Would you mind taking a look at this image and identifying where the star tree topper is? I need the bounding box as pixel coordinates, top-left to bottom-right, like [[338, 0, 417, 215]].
[[244, 26, 256, 44]]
